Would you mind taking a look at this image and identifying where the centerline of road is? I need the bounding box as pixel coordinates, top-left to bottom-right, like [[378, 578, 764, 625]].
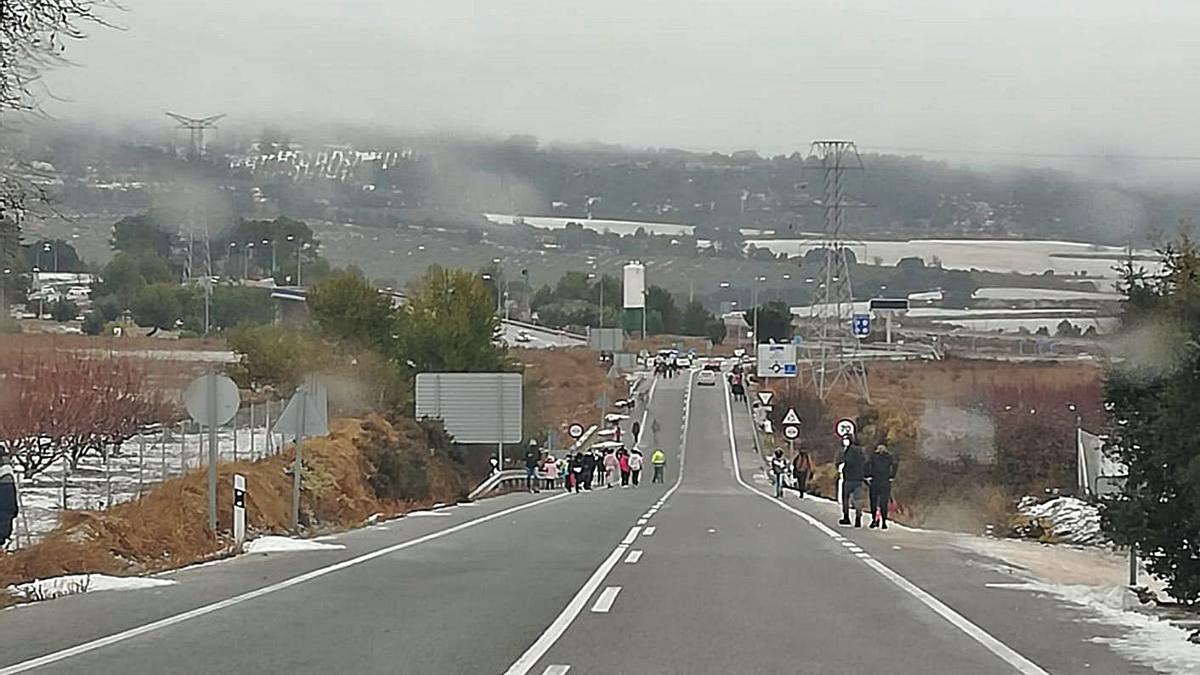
[[502, 370, 694, 675]]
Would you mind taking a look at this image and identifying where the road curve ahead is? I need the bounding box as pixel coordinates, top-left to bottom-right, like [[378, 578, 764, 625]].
[[0, 371, 1153, 674]]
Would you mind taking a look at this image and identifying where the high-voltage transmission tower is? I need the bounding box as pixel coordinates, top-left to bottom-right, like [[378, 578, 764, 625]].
[[165, 112, 225, 158], [802, 140, 871, 403], [165, 112, 223, 335]]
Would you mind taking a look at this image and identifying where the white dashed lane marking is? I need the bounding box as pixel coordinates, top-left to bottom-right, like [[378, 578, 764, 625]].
[[642, 526, 656, 537], [591, 586, 621, 613], [625, 550, 643, 564]]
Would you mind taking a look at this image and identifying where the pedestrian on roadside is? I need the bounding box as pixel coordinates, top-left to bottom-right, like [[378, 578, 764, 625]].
[[618, 448, 632, 487], [580, 451, 595, 491], [570, 453, 583, 493], [489, 455, 500, 476], [791, 445, 814, 498], [651, 418, 661, 441], [542, 454, 558, 491], [867, 444, 899, 529], [603, 450, 619, 488], [558, 456, 571, 492], [611, 422, 622, 444], [838, 435, 867, 527], [0, 456, 18, 551], [629, 449, 644, 486], [651, 448, 666, 483], [524, 440, 541, 493], [632, 420, 641, 444], [770, 448, 789, 498]]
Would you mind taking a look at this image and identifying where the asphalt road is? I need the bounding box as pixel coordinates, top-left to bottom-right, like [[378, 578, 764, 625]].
[[0, 371, 1154, 674]]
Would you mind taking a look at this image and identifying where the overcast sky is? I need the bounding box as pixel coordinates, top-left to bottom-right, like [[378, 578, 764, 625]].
[[42, 0, 1200, 163]]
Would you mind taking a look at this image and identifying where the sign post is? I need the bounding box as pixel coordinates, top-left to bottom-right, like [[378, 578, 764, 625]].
[[852, 313, 871, 339], [273, 376, 329, 533], [781, 408, 802, 455], [233, 473, 247, 549], [756, 391, 774, 406], [184, 370, 240, 534]]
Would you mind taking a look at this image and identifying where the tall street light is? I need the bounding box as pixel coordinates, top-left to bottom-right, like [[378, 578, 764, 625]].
[[245, 242, 255, 279], [228, 241, 238, 280], [262, 238, 275, 280], [0, 267, 10, 314], [752, 275, 767, 345]]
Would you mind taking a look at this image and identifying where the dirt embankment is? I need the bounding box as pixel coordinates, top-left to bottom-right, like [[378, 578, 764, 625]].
[[515, 347, 626, 436], [0, 415, 469, 592]]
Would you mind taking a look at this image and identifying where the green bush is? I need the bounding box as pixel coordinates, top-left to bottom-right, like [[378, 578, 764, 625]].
[[81, 311, 104, 335]]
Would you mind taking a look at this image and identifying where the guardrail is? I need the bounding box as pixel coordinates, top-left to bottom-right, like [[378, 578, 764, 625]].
[[466, 424, 599, 500], [501, 318, 588, 342]]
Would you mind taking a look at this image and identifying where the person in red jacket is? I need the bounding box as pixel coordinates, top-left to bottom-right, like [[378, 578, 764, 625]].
[[791, 446, 814, 498]]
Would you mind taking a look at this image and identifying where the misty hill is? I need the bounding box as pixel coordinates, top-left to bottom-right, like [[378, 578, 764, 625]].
[[23, 125, 1195, 246]]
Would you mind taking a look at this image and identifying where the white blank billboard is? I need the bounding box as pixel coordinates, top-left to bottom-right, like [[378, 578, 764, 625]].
[[623, 262, 645, 309], [415, 373, 523, 444]]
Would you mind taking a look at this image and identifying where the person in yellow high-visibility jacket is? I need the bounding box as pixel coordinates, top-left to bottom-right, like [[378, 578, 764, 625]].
[[650, 448, 666, 484]]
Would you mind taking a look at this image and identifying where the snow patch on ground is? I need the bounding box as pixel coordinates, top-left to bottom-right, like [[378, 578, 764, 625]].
[[242, 536, 346, 554], [7, 574, 176, 602], [1018, 495, 1106, 546], [990, 581, 1200, 673]]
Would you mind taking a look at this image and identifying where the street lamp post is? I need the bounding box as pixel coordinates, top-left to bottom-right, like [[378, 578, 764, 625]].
[[245, 242, 255, 279], [228, 242, 238, 280], [752, 275, 766, 345], [263, 239, 275, 280], [0, 267, 10, 314], [32, 266, 42, 319]]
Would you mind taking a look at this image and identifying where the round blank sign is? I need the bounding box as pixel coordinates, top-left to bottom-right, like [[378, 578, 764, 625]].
[[783, 425, 800, 440], [184, 373, 241, 427], [568, 423, 585, 439]]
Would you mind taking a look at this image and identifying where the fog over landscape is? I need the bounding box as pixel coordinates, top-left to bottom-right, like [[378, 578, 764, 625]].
[[40, 0, 1200, 183]]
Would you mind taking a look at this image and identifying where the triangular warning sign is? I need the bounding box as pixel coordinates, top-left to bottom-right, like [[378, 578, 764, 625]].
[[781, 408, 802, 426], [757, 391, 774, 406]]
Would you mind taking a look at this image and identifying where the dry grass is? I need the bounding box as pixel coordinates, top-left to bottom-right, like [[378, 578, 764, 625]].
[[515, 347, 624, 435], [0, 416, 467, 592]]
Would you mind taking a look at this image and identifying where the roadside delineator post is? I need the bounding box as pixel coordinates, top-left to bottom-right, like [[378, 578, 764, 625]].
[[233, 473, 247, 549]]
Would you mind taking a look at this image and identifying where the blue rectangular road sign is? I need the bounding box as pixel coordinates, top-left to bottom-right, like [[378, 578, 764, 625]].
[[852, 313, 871, 338]]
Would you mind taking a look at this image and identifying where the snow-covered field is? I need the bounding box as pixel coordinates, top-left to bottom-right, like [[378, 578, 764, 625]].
[[11, 424, 286, 545], [974, 286, 1124, 301], [243, 535, 346, 554], [484, 213, 695, 237], [746, 237, 1158, 277]]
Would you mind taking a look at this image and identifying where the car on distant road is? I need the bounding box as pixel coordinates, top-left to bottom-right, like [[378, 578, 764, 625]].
[[697, 369, 717, 386], [515, 330, 533, 343]]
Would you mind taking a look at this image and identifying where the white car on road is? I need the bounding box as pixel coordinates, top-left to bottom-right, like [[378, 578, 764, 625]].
[[696, 370, 717, 386]]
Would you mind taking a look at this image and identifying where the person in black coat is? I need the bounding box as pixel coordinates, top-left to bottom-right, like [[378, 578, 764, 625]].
[[580, 451, 595, 490], [839, 437, 867, 527], [0, 456, 18, 550], [866, 444, 899, 529]]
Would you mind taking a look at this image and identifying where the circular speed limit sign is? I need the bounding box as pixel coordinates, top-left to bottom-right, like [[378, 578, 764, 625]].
[[834, 418, 856, 438], [567, 423, 585, 439], [783, 425, 800, 440]]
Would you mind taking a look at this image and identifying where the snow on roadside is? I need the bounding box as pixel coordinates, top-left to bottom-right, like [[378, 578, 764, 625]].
[[989, 581, 1200, 674], [1018, 495, 1106, 546], [7, 574, 176, 602], [242, 536, 346, 554]]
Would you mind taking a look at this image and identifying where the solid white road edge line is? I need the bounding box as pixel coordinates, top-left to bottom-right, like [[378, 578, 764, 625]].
[[621, 527, 642, 545], [0, 491, 571, 675], [720, 381, 1050, 675], [503, 370, 695, 675], [590, 586, 621, 613], [625, 550, 643, 564]]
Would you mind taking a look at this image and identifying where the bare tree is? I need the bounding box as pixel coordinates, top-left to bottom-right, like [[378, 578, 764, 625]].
[[0, 0, 112, 223], [0, 350, 169, 479]]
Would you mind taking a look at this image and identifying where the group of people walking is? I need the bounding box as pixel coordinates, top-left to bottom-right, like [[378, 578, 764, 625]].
[[837, 438, 898, 529], [522, 440, 667, 494], [768, 438, 898, 530]]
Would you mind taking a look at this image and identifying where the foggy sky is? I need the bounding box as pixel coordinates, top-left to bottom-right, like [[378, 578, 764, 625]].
[[42, 1, 1200, 161]]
